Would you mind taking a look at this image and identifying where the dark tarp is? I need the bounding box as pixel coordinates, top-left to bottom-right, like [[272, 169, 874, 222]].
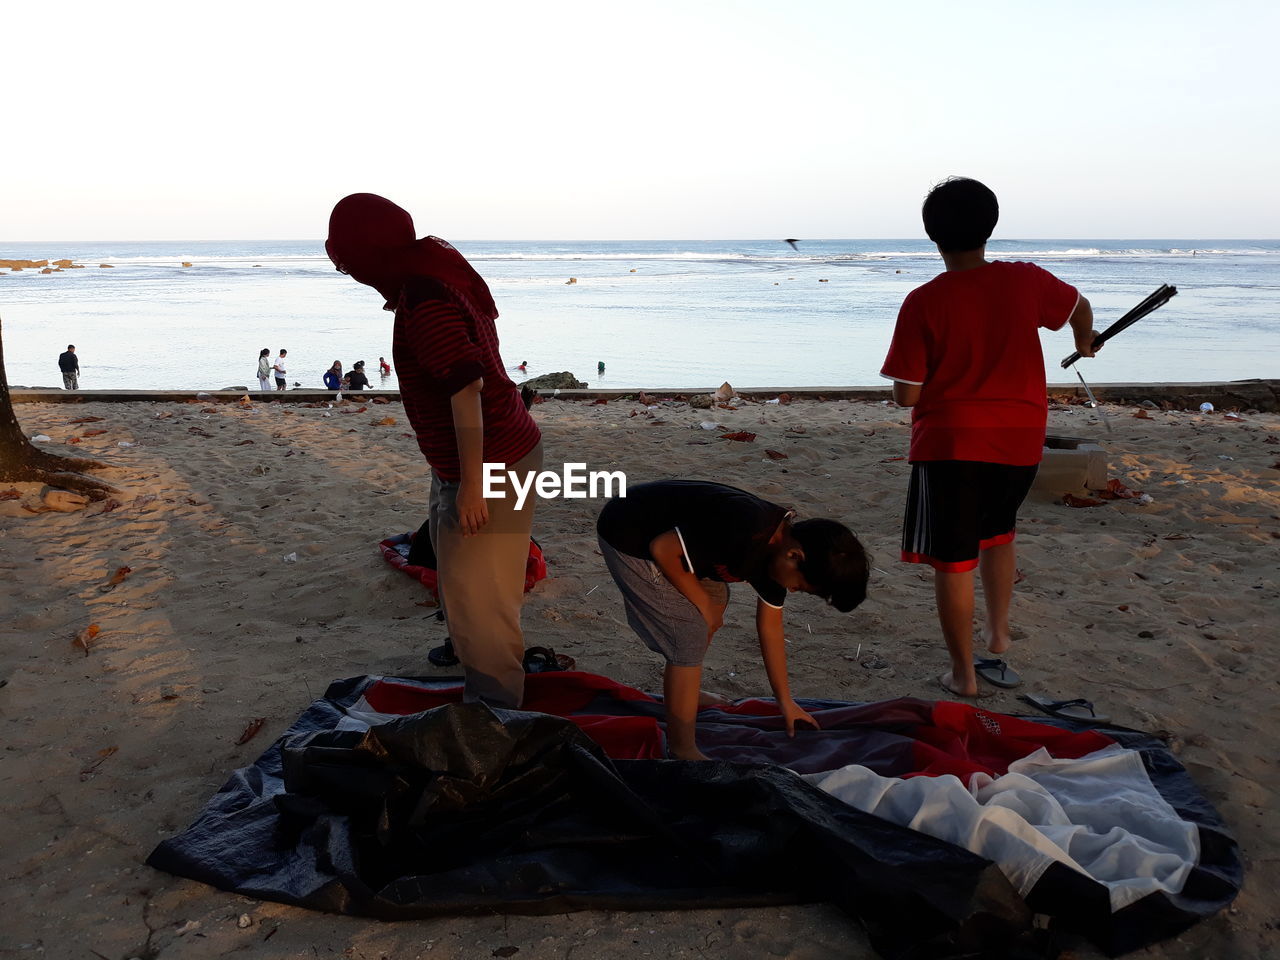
[[148, 674, 1242, 959]]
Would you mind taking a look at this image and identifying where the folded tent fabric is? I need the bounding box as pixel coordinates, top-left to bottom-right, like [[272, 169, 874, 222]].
[[148, 672, 1242, 959]]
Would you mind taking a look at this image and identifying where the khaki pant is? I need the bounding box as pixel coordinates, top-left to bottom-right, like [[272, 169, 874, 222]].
[[429, 441, 543, 707]]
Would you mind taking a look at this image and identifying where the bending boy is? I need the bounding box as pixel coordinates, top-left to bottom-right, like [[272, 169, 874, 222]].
[[880, 177, 1099, 697], [597, 480, 869, 760]]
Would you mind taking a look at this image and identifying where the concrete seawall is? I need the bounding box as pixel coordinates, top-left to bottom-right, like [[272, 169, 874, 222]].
[[9, 379, 1279, 411]]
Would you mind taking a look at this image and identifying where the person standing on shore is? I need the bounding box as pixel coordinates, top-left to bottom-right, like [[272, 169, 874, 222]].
[[58, 345, 80, 390], [327, 192, 543, 708], [257, 348, 273, 391], [880, 177, 1099, 698], [273, 349, 288, 391]]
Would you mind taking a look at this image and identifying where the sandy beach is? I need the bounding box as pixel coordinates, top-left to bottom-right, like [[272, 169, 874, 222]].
[[1, 391, 1276, 959]]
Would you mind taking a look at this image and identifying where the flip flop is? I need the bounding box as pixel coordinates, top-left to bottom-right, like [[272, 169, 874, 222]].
[[973, 657, 1021, 688], [1019, 694, 1110, 724], [427, 638, 459, 667], [523, 646, 576, 674]]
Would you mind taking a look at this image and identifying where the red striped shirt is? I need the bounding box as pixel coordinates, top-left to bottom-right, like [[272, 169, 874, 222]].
[[393, 278, 540, 481]]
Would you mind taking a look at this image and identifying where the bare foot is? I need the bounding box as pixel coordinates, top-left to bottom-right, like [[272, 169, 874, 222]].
[[698, 690, 730, 707], [983, 629, 1011, 656], [938, 671, 980, 699]]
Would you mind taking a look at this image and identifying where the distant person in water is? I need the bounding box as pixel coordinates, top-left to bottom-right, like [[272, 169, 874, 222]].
[[345, 360, 370, 390], [323, 361, 343, 390], [257, 348, 273, 391], [598, 361, 605, 375], [327, 192, 542, 708], [273, 349, 288, 391], [517, 361, 528, 374], [379, 356, 392, 376], [58, 344, 80, 390]]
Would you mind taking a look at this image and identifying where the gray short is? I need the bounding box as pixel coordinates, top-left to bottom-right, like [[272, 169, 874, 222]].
[[598, 536, 729, 667]]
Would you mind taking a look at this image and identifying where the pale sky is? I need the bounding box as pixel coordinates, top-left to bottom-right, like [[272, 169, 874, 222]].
[[2, 0, 1277, 240]]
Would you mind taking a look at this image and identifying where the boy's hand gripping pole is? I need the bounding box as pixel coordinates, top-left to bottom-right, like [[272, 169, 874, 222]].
[[1061, 284, 1178, 368]]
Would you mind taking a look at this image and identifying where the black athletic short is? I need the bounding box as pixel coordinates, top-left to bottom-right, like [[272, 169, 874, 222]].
[[901, 460, 1038, 572]]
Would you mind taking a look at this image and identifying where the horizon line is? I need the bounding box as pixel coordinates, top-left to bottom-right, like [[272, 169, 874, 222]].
[[3, 236, 1279, 247]]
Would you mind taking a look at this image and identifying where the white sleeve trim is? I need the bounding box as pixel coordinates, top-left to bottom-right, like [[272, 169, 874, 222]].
[[673, 526, 693, 574], [1060, 290, 1082, 330], [754, 591, 785, 610], [880, 371, 925, 385]]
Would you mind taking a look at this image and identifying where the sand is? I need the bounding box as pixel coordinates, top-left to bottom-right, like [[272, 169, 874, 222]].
[[1, 392, 1276, 959]]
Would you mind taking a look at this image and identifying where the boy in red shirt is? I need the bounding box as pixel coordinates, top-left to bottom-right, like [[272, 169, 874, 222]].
[[880, 178, 1099, 697]]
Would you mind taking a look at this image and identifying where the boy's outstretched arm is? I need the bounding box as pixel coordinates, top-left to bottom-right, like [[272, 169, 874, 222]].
[[1068, 296, 1100, 358], [755, 599, 819, 737], [649, 531, 722, 639]]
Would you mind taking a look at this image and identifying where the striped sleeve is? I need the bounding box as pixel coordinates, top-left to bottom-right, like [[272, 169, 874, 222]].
[[403, 299, 486, 397]]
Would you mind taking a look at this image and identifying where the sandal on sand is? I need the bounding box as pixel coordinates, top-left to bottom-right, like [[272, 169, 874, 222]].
[[974, 657, 1021, 688], [523, 646, 576, 673], [427, 638, 459, 667], [1019, 694, 1110, 724]]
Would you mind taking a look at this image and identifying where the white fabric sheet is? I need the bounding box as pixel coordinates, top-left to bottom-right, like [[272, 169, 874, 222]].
[[804, 745, 1199, 911]]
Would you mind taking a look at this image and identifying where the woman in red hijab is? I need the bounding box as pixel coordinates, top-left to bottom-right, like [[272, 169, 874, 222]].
[[327, 193, 543, 707]]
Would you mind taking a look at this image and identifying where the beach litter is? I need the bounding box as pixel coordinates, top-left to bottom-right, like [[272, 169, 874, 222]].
[[1098, 479, 1146, 500], [79, 745, 117, 781], [282, 552, 298, 563], [30, 434, 51, 443], [73, 623, 101, 657], [1062, 493, 1106, 508], [235, 718, 266, 746], [43, 490, 90, 512], [104, 566, 132, 589], [1199, 402, 1215, 413]]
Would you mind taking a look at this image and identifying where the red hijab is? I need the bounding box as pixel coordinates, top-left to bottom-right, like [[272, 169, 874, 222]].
[[325, 193, 497, 320]]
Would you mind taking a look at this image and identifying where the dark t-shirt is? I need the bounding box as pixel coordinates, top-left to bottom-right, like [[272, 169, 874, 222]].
[[347, 368, 370, 390], [58, 351, 79, 373], [596, 480, 790, 607]]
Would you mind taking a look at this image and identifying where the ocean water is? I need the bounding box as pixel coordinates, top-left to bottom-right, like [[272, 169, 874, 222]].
[[0, 239, 1277, 391]]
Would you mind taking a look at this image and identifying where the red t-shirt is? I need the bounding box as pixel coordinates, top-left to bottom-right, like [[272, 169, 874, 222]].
[[880, 260, 1078, 466], [393, 278, 541, 482]]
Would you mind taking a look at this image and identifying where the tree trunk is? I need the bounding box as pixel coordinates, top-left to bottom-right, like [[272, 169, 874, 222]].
[[0, 314, 115, 497]]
